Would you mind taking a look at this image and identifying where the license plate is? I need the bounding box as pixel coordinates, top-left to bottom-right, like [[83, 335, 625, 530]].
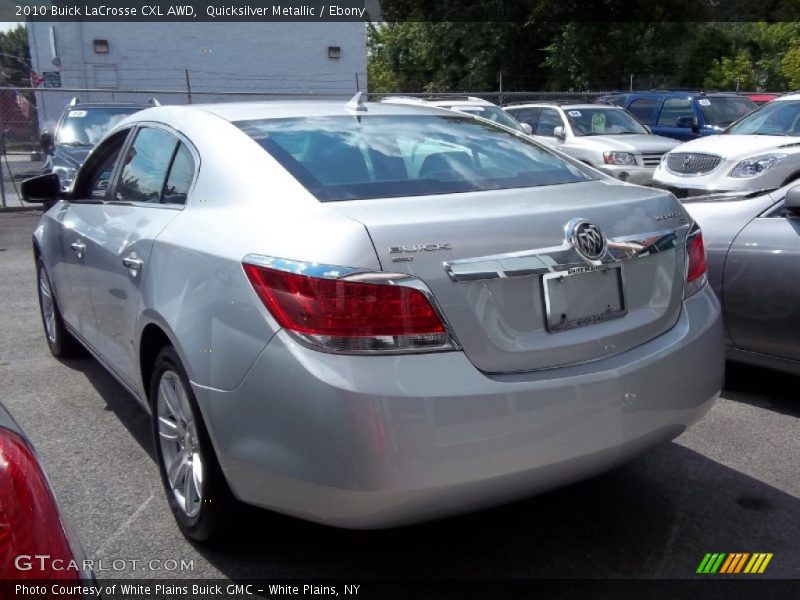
[[542, 265, 626, 332]]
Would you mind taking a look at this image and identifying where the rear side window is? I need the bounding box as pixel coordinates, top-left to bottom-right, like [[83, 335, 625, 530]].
[[657, 98, 694, 126], [115, 128, 178, 203], [627, 98, 658, 125], [236, 115, 591, 202]]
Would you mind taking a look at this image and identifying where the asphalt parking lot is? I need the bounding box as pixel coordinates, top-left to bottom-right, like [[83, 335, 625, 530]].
[[1, 211, 798, 583]]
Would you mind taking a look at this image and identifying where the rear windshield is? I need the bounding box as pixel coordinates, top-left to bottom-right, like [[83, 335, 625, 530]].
[[235, 115, 592, 202], [698, 96, 756, 127], [57, 107, 143, 146]]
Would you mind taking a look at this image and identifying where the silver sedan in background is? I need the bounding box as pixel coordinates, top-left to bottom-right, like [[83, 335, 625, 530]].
[[504, 103, 679, 184], [683, 184, 800, 374], [24, 97, 723, 541]]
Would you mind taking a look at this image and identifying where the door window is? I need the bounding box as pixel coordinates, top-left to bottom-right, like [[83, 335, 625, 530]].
[[71, 129, 130, 201], [534, 108, 564, 137], [627, 98, 658, 125], [508, 108, 542, 128], [657, 98, 694, 126], [114, 128, 179, 203]]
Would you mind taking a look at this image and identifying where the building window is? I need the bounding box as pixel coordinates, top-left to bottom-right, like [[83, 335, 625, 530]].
[[93, 39, 110, 54], [327, 46, 341, 59]]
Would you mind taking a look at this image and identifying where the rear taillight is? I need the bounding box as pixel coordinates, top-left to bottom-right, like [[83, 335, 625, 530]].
[[685, 226, 708, 298], [0, 428, 79, 581], [243, 258, 457, 353]]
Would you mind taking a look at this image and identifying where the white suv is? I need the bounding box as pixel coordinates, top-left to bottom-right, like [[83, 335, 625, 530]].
[[380, 96, 533, 134], [652, 92, 800, 197], [505, 103, 679, 185]]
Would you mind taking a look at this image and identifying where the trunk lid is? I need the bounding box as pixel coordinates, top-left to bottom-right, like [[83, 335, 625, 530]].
[[328, 180, 690, 373]]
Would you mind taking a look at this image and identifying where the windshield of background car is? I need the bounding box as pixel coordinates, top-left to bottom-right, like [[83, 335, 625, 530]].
[[565, 108, 648, 136], [725, 100, 800, 136], [57, 107, 142, 146], [236, 115, 592, 202], [698, 96, 757, 127], [448, 106, 525, 131]]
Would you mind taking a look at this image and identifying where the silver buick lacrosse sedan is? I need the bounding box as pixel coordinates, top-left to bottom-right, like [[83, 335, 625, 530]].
[[24, 96, 723, 541]]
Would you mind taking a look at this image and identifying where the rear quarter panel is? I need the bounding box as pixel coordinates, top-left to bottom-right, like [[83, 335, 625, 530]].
[[138, 110, 381, 392]]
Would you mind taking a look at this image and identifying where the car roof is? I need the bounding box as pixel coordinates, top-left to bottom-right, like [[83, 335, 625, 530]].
[[602, 91, 746, 99], [129, 100, 472, 123], [773, 92, 800, 102], [63, 102, 152, 109], [380, 95, 497, 108], [506, 103, 622, 110]]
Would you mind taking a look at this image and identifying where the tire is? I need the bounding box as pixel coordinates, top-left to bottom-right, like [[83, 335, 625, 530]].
[[36, 258, 83, 358], [150, 346, 235, 542]]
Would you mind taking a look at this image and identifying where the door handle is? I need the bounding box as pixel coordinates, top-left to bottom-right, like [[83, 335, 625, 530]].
[[69, 241, 86, 257], [122, 255, 144, 272]]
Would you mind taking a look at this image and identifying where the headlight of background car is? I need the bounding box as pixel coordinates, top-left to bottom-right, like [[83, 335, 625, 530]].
[[603, 151, 637, 166], [730, 153, 787, 178], [52, 166, 77, 191]]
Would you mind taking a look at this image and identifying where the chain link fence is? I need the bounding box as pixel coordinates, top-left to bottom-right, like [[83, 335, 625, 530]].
[[0, 85, 759, 207]]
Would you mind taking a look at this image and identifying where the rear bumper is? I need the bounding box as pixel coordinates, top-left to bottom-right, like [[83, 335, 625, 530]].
[[193, 287, 723, 528]]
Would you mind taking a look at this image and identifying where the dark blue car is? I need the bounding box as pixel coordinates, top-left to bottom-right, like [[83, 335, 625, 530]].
[[596, 91, 757, 141]]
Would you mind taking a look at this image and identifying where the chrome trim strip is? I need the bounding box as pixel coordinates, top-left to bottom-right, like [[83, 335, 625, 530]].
[[443, 226, 687, 282], [242, 254, 367, 280]]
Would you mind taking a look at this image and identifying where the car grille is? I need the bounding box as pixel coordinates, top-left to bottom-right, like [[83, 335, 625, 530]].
[[641, 152, 666, 167], [666, 153, 722, 175]]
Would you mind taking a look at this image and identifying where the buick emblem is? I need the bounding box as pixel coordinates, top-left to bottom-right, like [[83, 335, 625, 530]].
[[682, 155, 692, 168], [567, 219, 607, 261]]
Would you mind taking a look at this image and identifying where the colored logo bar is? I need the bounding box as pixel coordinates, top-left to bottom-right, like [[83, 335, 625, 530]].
[[696, 553, 773, 574]]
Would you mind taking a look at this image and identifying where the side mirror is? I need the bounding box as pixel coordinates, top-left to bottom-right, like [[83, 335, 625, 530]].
[[784, 185, 800, 213], [39, 132, 54, 156], [21, 173, 61, 204], [521, 123, 533, 135], [553, 126, 566, 140]]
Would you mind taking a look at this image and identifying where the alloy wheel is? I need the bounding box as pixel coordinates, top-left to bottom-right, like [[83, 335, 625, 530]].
[[156, 370, 204, 518]]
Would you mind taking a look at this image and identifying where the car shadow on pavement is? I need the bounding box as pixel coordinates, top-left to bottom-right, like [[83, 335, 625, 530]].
[[56, 354, 799, 580], [191, 442, 799, 580], [723, 363, 800, 418], [59, 355, 155, 460]]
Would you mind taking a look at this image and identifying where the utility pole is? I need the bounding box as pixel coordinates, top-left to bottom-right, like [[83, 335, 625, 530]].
[[185, 68, 193, 104], [630, 73, 634, 91], [498, 72, 503, 106]]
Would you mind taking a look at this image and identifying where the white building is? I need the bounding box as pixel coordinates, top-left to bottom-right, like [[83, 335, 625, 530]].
[[27, 21, 367, 128]]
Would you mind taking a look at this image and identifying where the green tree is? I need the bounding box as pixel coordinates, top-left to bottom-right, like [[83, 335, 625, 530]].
[[0, 24, 31, 87], [781, 45, 800, 89], [705, 22, 800, 91]]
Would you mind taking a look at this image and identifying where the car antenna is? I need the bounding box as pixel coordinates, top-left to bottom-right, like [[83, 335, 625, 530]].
[[149, 98, 161, 106], [346, 92, 367, 112], [68, 97, 79, 106]]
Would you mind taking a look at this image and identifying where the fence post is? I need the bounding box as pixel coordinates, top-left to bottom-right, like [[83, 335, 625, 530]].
[[498, 72, 503, 106], [185, 69, 193, 104], [0, 131, 6, 208]]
